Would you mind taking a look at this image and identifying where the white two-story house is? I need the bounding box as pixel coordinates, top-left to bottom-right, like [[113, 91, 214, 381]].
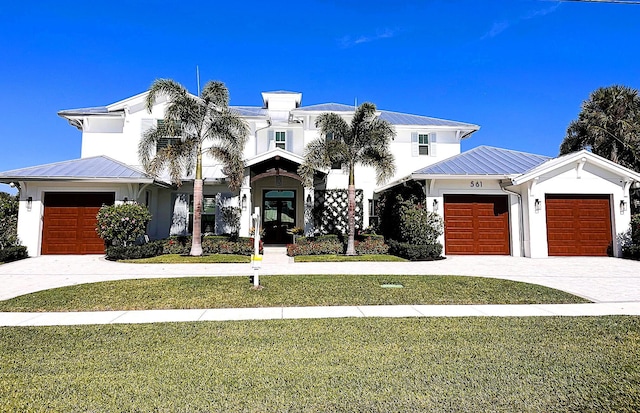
[[2, 88, 639, 258]]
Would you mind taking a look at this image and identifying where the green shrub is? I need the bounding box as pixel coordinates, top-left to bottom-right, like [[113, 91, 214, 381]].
[[395, 200, 443, 245], [622, 213, 640, 260], [162, 236, 258, 256], [287, 237, 343, 256], [0, 193, 19, 249], [354, 237, 389, 255], [96, 203, 152, 247], [387, 239, 443, 261], [0, 245, 28, 263], [105, 241, 165, 261]]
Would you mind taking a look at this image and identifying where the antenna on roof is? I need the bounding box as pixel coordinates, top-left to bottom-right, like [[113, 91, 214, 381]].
[[196, 65, 201, 97]]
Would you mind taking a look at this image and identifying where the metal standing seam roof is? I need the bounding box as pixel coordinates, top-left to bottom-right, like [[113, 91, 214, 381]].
[[57, 106, 111, 116], [230, 106, 268, 117], [413, 146, 551, 176], [293, 103, 478, 128], [0, 156, 153, 181]]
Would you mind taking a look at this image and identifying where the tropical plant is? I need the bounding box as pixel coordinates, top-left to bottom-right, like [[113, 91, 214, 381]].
[[560, 85, 640, 172], [139, 79, 249, 256], [299, 102, 396, 255], [96, 203, 152, 247]]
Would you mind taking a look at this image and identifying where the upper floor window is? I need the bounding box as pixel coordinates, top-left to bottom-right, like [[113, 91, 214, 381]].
[[418, 134, 430, 155], [411, 132, 436, 157], [275, 131, 286, 149], [156, 119, 181, 151]]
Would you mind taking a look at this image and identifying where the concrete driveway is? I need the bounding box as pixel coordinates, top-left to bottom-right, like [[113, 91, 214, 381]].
[[1, 254, 639, 303]]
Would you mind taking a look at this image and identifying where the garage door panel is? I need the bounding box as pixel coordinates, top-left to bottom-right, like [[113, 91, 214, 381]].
[[545, 195, 612, 256], [444, 195, 510, 255], [42, 193, 115, 255]]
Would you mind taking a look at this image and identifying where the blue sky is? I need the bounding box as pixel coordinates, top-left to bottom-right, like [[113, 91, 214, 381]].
[[1, 0, 639, 194]]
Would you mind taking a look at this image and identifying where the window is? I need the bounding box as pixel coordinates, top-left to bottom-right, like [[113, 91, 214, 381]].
[[275, 131, 286, 149], [368, 199, 379, 228], [156, 119, 181, 151], [411, 132, 436, 157], [188, 195, 217, 234]]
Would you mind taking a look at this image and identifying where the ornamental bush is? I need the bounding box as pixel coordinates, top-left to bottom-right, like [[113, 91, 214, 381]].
[[162, 235, 258, 256], [105, 241, 165, 261], [622, 213, 640, 260], [96, 203, 152, 247], [354, 235, 389, 255], [0, 193, 19, 250], [0, 245, 28, 263], [287, 235, 343, 256], [387, 239, 443, 261]]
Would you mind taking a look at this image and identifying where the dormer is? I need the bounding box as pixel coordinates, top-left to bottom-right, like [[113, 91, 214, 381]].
[[261, 91, 302, 125]]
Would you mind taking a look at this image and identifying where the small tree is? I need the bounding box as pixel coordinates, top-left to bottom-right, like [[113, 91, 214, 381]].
[[96, 203, 152, 247], [0, 192, 19, 249]]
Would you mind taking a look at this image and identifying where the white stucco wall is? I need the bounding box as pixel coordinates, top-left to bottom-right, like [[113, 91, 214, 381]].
[[518, 162, 632, 258]]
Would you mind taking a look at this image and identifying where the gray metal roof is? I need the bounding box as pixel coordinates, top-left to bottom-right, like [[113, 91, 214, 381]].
[[294, 103, 478, 128], [57, 106, 111, 116], [231, 106, 268, 117], [296, 103, 356, 112], [379, 110, 478, 128], [263, 90, 301, 94], [413, 146, 551, 176], [0, 156, 153, 181]]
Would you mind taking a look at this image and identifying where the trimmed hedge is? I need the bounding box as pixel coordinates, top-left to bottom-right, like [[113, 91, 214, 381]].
[[105, 241, 165, 261], [354, 236, 389, 255], [0, 246, 28, 263], [287, 234, 390, 256], [287, 235, 343, 256], [387, 239, 443, 261], [163, 236, 259, 256], [622, 213, 640, 260]]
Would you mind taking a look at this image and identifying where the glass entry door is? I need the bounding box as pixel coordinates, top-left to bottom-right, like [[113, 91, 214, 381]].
[[263, 190, 296, 244]]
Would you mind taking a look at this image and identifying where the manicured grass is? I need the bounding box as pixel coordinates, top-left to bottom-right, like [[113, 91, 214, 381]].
[[0, 275, 587, 312], [1, 316, 639, 412], [121, 254, 250, 263], [294, 254, 407, 262]]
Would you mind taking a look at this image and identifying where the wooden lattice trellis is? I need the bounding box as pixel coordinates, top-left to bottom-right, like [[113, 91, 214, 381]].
[[312, 189, 363, 236]]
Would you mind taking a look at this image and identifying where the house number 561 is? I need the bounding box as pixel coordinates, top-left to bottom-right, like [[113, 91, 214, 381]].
[[470, 181, 483, 188]]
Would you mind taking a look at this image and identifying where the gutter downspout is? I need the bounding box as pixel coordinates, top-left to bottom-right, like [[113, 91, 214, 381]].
[[500, 179, 525, 258]]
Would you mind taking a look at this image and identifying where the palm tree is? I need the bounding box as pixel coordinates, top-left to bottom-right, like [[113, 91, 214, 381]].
[[139, 79, 249, 256], [560, 85, 640, 172], [299, 102, 396, 255]]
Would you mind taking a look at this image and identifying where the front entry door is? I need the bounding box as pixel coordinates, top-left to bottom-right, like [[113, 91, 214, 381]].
[[263, 190, 296, 244]]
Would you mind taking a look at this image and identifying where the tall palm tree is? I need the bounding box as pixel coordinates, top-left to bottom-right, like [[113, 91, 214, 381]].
[[560, 85, 640, 172], [299, 102, 396, 255], [139, 79, 249, 256]]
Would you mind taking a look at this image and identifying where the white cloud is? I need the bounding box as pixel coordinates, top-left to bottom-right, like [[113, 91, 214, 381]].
[[339, 28, 398, 48], [481, 3, 561, 40]]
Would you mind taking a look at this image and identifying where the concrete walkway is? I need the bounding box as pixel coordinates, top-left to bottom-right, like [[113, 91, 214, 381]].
[[1, 253, 640, 326]]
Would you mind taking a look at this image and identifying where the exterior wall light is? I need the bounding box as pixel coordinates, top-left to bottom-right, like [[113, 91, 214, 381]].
[[27, 196, 33, 211], [432, 199, 439, 211], [241, 194, 247, 210], [620, 199, 627, 214], [534, 198, 541, 213], [306, 193, 312, 206]]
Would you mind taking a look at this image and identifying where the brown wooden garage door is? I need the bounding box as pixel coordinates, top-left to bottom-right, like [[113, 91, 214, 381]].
[[545, 194, 612, 256], [444, 195, 510, 255], [42, 192, 115, 255]]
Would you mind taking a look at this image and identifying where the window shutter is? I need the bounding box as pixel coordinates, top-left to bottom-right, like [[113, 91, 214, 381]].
[[429, 133, 437, 157], [411, 132, 418, 157], [286, 129, 294, 152], [268, 130, 275, 150]]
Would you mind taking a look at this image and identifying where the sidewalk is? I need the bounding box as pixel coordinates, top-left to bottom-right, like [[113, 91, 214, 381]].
[[3, 302, 640, 327]]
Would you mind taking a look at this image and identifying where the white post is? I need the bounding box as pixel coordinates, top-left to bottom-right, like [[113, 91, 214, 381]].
[[250, 207, 261, 287]]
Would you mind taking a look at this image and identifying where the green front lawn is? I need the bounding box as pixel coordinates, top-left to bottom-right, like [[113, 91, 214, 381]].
[[0, 275, 587, 312], [2, 317, 639, 412], [121, 254, 250, 264]]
